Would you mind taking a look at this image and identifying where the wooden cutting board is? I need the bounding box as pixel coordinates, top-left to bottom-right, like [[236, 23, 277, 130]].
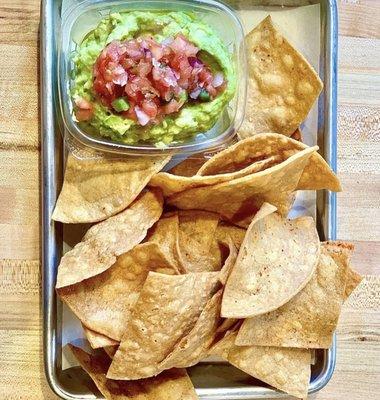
[[0, 0, 379, 399]]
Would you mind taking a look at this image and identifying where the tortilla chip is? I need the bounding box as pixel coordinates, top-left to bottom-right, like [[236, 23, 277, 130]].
[[236, 246, 347, 348], [159, 289, 223, 369], [168, 157, 209, 177], [107, 271, 220, 380], [178, 210, 220, 248], [222, 203, 320, 318], [322, 241, 362, 300], [56, 189, 163, 289], [52, 154, 170, 223], [210, 332, 311, 399], [149, 157, 278, 197], [83, 325, 119, 349], [214, 223, 246, 249], [104, 345, 119, 359], [146, 212, 182, 273], [69, 345, 199, 400], [197, 134, 341, 192], [344, 267, 363, 300], [291, 128, 303, 142], [218, 238, 238, 285], [168, 146, 317, 226], [215, 318, 240, 336], [177, 211, 221, 273], [238, 15, 323, 138], [58, 242, 175, 340]]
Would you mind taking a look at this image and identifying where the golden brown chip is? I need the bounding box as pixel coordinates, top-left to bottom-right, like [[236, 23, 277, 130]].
[[52, 154, 170, 223], [56, 189, 163, 289], [236, 246, 347, 349], [218, 238, 238, 286], [197, 133, 341, 192], [69, 345, 199, 400], [322, 241, 362, 300], [210, 332, 311, 399], [83, 325, 119, 349], [58, 242, 175, 341], [149, 157, 278, 197], [168, 156, 209, 177], [146, 212, 182, 273], [104, 345, 119, 359], [168, 146, 317, 226], [290, 128, 303, 142], [239, 15, 323, 138], [214, 223, 246, 249], [177, 211, 221, 273], [178, 210, 220, 248], [159, 289, 223, 370], [215, 318, 240, 336], [107, 271, 220, 380], [221, 203, 320, 318], [344, 267, 363, 300]]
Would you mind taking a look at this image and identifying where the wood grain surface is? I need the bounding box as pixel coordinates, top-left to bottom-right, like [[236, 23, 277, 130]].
[[0, 0, 379, 399]]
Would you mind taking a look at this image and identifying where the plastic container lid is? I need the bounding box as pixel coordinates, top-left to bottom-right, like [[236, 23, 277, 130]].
[[59, 0, 246, 156]]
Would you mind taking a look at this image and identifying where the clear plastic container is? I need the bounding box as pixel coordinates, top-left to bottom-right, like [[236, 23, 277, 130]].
[[59, 0, 246, 156]]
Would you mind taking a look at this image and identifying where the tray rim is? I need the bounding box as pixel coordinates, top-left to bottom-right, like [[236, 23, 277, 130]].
[[40, 0, 338, 399]]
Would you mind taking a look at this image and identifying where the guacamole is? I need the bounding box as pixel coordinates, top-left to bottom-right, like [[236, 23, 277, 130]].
[[71, 11, 236, 147]]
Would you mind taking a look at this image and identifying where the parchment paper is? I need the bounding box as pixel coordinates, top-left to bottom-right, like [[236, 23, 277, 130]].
[[60, 3, 321, 369]]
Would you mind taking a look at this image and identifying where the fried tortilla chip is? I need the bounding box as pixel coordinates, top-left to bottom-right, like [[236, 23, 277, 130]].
[[239, 16, 323, 138], [322, 241, 362, 300], [168, 157, 209, 177], [178, 210, 220, 248], [69, 345, 199, 400], [159, 289, 223, 370], [168, 146, 317, 226], [218, 238, 238, 285], [214, 223, 246, 249], [56, 189, 163, 289], [107, 271, 220, 380], [222, 203, 320, 318], [149, 157, 278, 197], [52, 154, 170, 223], [215, 318, 240, 336], [58, 242, 175, 341], [236, 246, 347, 348], [104, 345, 119, 358], [177, 211, 221, 273], [83, 325, 119, 349], [210, 332, 311, 399], [344, 267, 363, 300], [197, 134, 341, 192], [146, 212, 182, 273], [290, 128, 303, 142]]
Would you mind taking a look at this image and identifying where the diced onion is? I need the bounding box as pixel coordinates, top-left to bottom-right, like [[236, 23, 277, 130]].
[[212, 72, 224, 87], [135, 106, 150, 126], [161, 37, 174, 46], [189, 88, 202, 99]]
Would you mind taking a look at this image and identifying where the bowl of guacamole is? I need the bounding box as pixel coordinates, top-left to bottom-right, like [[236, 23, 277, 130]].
[[60, 3, 245, 152]]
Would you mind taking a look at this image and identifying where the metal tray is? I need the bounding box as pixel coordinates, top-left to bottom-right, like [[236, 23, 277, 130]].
[[41, 0, 338, 398]]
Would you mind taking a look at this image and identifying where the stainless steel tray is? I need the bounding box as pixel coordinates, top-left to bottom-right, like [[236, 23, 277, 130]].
[[41, 0, 338, 398]]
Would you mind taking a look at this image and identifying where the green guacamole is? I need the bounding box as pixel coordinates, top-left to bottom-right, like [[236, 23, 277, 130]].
[[71, 11, 236, 147]]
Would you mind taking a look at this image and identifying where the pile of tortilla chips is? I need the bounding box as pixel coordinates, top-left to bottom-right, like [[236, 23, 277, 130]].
[[54, 16, 361, 400]]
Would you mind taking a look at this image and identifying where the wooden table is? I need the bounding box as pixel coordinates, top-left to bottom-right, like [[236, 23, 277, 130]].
[[0, 1, 378, 399]]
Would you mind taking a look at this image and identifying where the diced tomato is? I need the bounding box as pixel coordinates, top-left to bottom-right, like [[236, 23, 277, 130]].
[[141, 99, 158, 118], [164, 98, 182, 114], [91, 34, 225, 125], [170, 34, 198, 57], [75, 108, 93, 122]]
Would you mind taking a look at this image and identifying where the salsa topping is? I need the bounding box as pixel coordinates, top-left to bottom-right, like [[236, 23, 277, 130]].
[[76, 34, 226, 126]]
